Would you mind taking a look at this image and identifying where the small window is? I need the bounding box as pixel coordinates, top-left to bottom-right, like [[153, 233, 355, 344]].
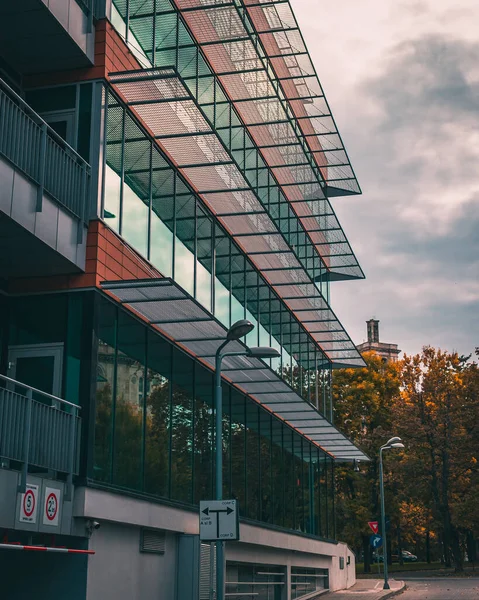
[[140, 528, 166, 554], [42, 110, 76, 146], [339, 557, 345, 570]]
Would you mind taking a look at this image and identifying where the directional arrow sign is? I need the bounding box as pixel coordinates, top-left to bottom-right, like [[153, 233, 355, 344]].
[[368, 521, 379, 534], [199, 500, 239, 541], [370, 534, 383, 548]]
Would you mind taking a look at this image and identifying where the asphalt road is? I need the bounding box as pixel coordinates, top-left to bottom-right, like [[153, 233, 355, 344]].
[[400, 578, 479, 600]]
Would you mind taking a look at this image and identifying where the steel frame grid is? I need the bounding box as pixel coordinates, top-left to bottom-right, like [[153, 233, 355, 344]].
[[101, 278, 368, 461], [107, 71, 365, 367], [104, 84, 336, 377], [111, 0, 364, 283], [168, 0, 360, 187]]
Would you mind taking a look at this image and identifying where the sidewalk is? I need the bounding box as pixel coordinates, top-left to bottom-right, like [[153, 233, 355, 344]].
[[322, 579, 406, 600]]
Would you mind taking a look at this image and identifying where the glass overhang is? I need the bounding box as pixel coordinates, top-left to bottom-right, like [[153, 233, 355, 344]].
[[129, 0, 361, 197], [101, 278, 369, 461], [109, 68, 365, 366], [111, 0, 364, 282], [171, 0, 360, 193]]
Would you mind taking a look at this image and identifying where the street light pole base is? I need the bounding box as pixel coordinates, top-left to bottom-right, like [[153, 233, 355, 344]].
[[383, 583, 390, 590]]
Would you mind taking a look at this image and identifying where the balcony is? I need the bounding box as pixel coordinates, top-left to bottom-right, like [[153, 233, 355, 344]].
[[0, 0, 95, 74], [0, 373, 81, 497], [0, 78, 90, 278]]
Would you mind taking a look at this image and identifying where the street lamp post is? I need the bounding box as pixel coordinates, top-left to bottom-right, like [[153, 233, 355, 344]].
[[379, 436, 405, 590], [214, 320, 280, 600]]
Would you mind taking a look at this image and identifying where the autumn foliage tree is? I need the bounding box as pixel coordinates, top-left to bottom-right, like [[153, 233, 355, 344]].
[[393, 347, 479, 570], [333, 347, 479, 573], [332, 352, 401, 568]]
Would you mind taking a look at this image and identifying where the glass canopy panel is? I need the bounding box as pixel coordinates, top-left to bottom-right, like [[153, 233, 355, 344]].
[[112, 2, 364, 282], [240, 0, 361, 195], [164, 0, 363, 271], [102, 278, 369, 461], [109, 68, 364, 364]]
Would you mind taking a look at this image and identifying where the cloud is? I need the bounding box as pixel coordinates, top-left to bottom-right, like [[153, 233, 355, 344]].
[[328, 31, 479, 357]]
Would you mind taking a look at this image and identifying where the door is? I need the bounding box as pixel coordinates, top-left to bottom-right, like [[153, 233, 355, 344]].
[[7, 343, 63, 404], [41, 110, 76, 147]]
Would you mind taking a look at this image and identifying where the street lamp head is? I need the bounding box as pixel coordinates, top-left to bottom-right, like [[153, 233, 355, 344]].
[[385, 436, 402, 447], [227, 319, 254, 341], [390, 442, 405, 449], [247, 346, 281, 359], [383, 436, 402, 448]]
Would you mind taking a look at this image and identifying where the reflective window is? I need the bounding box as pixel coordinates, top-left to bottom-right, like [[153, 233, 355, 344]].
[[103, 87, 335, 410], [122, 180, 148, 258], [193, 363, 214, 503], [174, 239, 195, 296], [196, 207, 212, 311], [94, 299, 116, 483], [150, 212, 173, 277], [104, 165, 121, 233], [230, 391, 246, 510], [170, 347, 194, 503], [144, 330, 171, 497], [112, 311, 145, 490], [92, 299, 336, 538], [245, 402, 260, 520]]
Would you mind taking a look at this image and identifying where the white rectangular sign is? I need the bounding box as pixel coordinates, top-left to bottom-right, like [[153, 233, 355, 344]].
[[19, 484, 39, 524], [199, 499, 239, 541], [43, 487, 61, 527]]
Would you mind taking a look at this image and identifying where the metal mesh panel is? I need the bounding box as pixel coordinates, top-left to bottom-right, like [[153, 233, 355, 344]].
[[112, 7, 364, 282], [109, 64, 363, 362], [101, 279, 368, 460]]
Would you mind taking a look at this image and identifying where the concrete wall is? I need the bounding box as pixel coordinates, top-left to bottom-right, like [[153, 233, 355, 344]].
[[40, 0, 95, 63], [74, 487, 357, 597], [0, 156, 87, 274], [85, 521, 177, 600]]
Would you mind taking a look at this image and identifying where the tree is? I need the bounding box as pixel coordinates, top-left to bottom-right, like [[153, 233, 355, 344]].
[[393, 347, 479, 571], [332, 352, 401, 567]]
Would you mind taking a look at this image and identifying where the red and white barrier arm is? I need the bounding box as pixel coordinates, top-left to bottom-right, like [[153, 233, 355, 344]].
[[0, 543, 94, 554]]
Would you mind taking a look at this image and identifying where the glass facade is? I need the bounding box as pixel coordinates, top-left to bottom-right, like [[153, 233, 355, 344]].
[[103, 86, 332, 414], [93, 295, 335, 538]]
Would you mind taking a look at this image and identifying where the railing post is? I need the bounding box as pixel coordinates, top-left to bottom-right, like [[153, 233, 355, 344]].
[[18, 388, 33, 494], [77, 163, 88, 243], [36, 122, 48, 212], [64, 408, 77, 501]]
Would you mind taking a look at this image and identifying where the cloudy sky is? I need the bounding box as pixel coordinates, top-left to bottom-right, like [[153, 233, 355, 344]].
[[291, 0, 479, 357]]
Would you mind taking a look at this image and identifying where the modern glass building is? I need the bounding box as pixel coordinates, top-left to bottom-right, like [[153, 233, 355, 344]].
[[0, 1, 367, 598]]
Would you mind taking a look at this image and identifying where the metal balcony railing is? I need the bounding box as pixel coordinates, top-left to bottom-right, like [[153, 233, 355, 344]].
[[0, 78, 91, 237], [0, 374, 81, 500]]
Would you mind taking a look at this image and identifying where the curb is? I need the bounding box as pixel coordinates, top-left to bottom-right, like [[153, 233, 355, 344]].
[[322, 581, 407, 599], [379, 582, 407, 600]]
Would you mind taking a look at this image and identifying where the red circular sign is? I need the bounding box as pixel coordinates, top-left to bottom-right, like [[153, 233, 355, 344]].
[[23, 489, 35, 517], [45, 492, 58, 521]]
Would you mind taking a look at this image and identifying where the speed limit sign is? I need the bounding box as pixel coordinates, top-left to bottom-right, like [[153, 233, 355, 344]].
[[19, 484, 38, 523], [43, 487, 61, 526]]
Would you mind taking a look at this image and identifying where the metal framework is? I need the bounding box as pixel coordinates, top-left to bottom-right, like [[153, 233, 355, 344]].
[[102, 278, 368, 461], [111, 0, 364, 283], [108, 70, 365, 368]]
